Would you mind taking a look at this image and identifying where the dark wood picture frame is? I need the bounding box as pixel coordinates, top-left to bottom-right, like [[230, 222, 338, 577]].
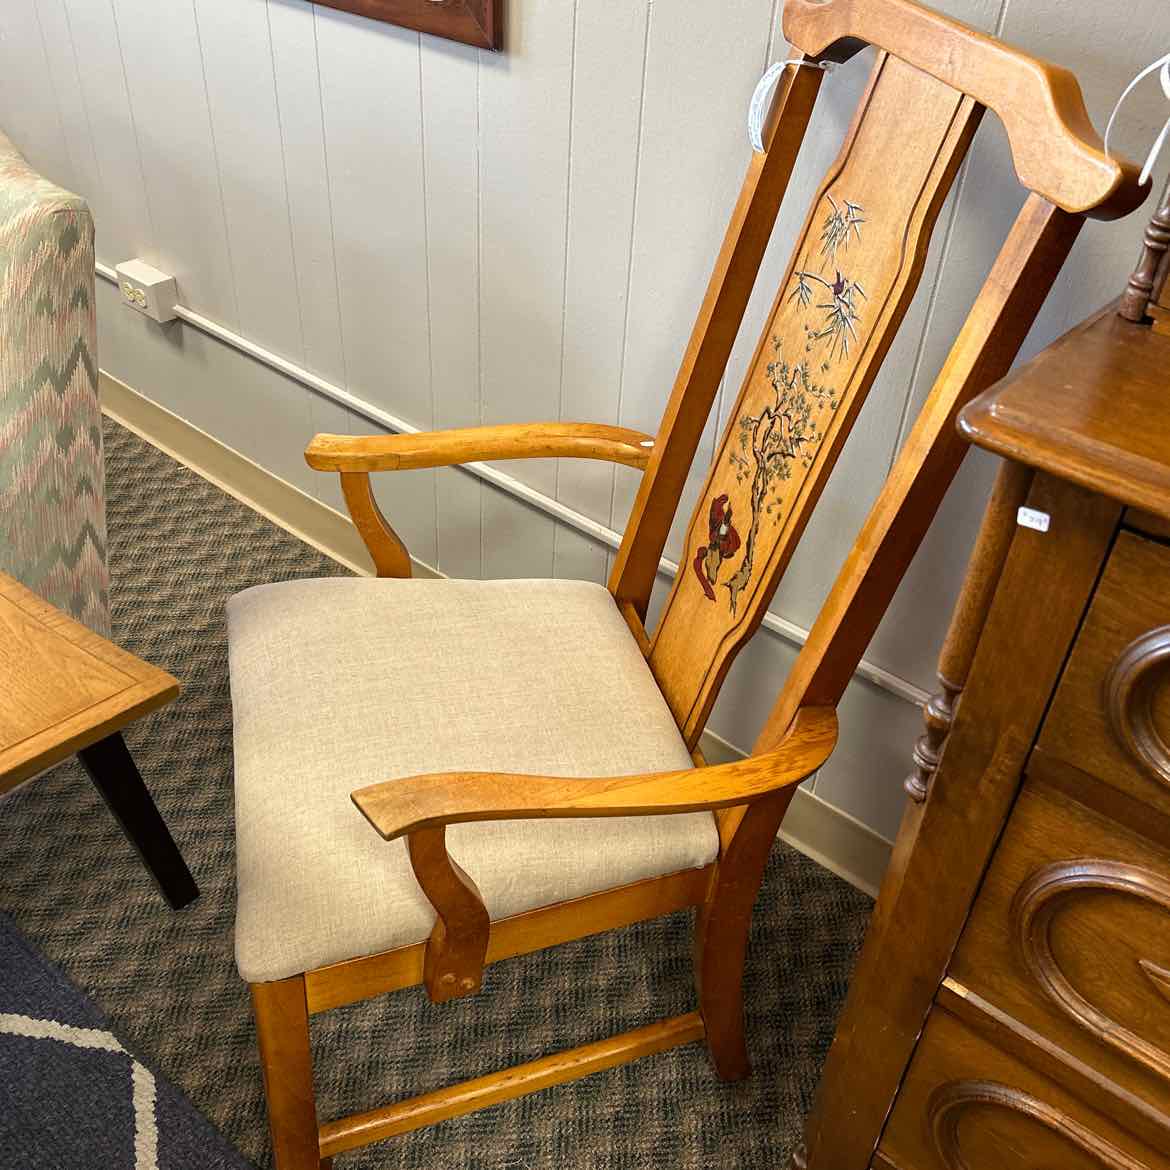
[[313, 0, 501, 50]]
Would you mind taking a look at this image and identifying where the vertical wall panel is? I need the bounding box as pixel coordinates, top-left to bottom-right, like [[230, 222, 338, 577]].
[[315, 7, 436, 564], [61, 0, 155, 268], [189, 0, 319, 481], [35, 2, 106, 247], [551, 527, 608, 584], [267, 0, 348, 388], [482, 488, 556, 580], [421, 39, 483, 579], [111, 0, 238, 323], [477, 0, 576, 501], [0, 0, 74, 187], [555, 0, 650, 523], [315, 7, 429, 420], [195, 0, 303, 361], [267, 0, 352, 512]]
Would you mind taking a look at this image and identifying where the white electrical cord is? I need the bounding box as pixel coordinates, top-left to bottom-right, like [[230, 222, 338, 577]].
[[1104, 50, 1170, 186], [747, 58, 836, 153]]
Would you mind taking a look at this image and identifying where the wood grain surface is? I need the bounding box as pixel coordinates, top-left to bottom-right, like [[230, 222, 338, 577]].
[[0, 573, 178, 792]]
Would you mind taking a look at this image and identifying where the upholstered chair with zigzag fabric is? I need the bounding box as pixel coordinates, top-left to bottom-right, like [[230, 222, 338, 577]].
[[0, 130, 108, 637]]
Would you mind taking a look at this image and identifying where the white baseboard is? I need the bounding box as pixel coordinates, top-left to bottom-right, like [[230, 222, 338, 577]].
[[101, 369, 890, 897], [100, 371, 437, 580], [698, 729, 891, 897]]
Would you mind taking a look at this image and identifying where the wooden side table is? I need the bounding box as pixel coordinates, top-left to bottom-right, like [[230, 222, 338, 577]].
[[0, 572, 198, 909]]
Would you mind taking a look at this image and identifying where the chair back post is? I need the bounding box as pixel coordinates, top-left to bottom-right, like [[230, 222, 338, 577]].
[[755, 193, 1085, 752], [608, 62, 824, 621]]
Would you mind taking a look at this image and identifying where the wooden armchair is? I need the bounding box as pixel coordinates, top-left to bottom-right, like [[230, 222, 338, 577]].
[[226, 1, 1147, 1165]]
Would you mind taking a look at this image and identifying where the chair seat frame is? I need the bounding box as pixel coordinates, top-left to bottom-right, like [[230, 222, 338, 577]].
[[243, 2, 1147, 1166]]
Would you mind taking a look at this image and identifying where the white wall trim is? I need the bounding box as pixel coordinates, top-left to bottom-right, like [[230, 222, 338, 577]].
[[100, 368, 891, 897], [99, 372, 437, 580], [95, 261, 929, 710], [698, 729, 891, 897]]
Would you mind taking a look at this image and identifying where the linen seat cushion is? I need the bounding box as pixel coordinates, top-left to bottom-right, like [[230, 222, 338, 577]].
[[228, 577, 718, 984]]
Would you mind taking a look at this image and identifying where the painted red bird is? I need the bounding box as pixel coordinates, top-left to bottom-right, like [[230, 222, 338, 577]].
[[692, 493, 740, 601]]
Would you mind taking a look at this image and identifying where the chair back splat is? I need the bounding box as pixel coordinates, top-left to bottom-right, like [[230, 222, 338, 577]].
[[613, 0, 1147, 750]]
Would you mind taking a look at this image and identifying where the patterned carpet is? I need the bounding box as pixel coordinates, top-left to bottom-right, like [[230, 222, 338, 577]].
[[0, 418, 873, 1169], [1, 910, 252, 1168]]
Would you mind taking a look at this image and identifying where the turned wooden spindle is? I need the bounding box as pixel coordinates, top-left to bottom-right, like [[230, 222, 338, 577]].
[[1119, 173, 1170, 323], [905, 462, 1034, 802]]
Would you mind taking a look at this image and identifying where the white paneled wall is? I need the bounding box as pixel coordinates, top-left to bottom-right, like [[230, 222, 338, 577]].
[[3, 0, 1167, 844]]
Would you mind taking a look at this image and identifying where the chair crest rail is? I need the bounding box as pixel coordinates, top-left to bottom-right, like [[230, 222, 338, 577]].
[[783, 0, 1146, 219]]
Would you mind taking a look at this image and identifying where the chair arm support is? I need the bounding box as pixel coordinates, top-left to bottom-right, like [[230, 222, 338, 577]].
[[351, 706, 837, 841], [305, 422, 655, 473]]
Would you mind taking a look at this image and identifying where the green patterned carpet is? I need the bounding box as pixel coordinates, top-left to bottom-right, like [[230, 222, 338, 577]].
[[0, 418, 873, 1169]]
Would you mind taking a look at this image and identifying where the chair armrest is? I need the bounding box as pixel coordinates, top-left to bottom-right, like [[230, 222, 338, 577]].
[[305, 422, 655, 473], [351, 706, 837, 841]]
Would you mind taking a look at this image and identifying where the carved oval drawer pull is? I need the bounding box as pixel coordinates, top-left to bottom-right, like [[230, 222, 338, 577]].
[[1105, 626, 1170, 789], [928, 1079, 1148, 1170], [1011, 860, 1170, 1083]]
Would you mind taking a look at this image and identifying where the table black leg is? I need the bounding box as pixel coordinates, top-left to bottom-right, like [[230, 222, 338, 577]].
[[77, 732, 199, 910]]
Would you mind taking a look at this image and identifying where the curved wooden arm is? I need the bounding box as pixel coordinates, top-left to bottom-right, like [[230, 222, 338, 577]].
[[783, 0, 1147, 219], [351, 706, 837, 841], [305, 422, 655, 473]]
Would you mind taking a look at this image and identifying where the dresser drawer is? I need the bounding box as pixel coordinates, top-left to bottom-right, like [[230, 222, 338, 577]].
[[948, 779, 1170, 1117], [1039, 531, 1170, 827], [879, 1003, 1170, 1170]]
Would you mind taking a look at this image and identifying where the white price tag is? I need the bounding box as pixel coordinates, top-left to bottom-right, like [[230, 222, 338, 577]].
[[1017, 506, 1051, 533]]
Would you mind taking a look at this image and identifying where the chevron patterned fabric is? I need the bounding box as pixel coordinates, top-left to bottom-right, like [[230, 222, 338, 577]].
[[0, 130, 109, 636]]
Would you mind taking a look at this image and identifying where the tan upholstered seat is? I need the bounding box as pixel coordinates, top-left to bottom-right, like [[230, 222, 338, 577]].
[[228, 577, 718, 983]]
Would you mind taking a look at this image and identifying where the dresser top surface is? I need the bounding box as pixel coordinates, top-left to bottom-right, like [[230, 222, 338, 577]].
[[960, 303, 1170, 518]]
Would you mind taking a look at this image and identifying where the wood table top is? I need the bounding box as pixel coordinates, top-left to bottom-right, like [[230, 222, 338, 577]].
[[959, 302, 1170, 520], [0, 573, 179, 793]]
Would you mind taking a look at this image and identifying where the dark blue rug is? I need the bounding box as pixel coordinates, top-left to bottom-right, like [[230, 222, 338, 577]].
[[0, 911, 254, 1170]]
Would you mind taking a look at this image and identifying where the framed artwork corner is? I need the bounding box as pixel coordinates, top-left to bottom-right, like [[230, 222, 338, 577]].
[[311, 0, 502, 51]]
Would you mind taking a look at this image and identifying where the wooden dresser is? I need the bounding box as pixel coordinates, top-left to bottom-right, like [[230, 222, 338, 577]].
[[797, 301, 1170, 1169]]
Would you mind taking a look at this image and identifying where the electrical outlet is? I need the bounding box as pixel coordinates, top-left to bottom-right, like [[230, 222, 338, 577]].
[[114, 259, 178, 324]]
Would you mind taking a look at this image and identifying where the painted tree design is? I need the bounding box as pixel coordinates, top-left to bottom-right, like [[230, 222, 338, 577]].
[[724, 339, 838, 615], [697, 192, 863, 614]]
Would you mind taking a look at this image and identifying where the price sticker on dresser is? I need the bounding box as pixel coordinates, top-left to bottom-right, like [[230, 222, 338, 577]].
[[1017, 506, 1051, 533]]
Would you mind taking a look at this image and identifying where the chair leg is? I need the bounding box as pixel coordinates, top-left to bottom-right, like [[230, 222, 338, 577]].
[[694, 790, 794, 1081], [251, 976, 325, 1170], [77, 731, 199, 909]]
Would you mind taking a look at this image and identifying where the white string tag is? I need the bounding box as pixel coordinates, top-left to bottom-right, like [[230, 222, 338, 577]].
[[748, 59, 836, 153], [1104, 50, 1170, 186]]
